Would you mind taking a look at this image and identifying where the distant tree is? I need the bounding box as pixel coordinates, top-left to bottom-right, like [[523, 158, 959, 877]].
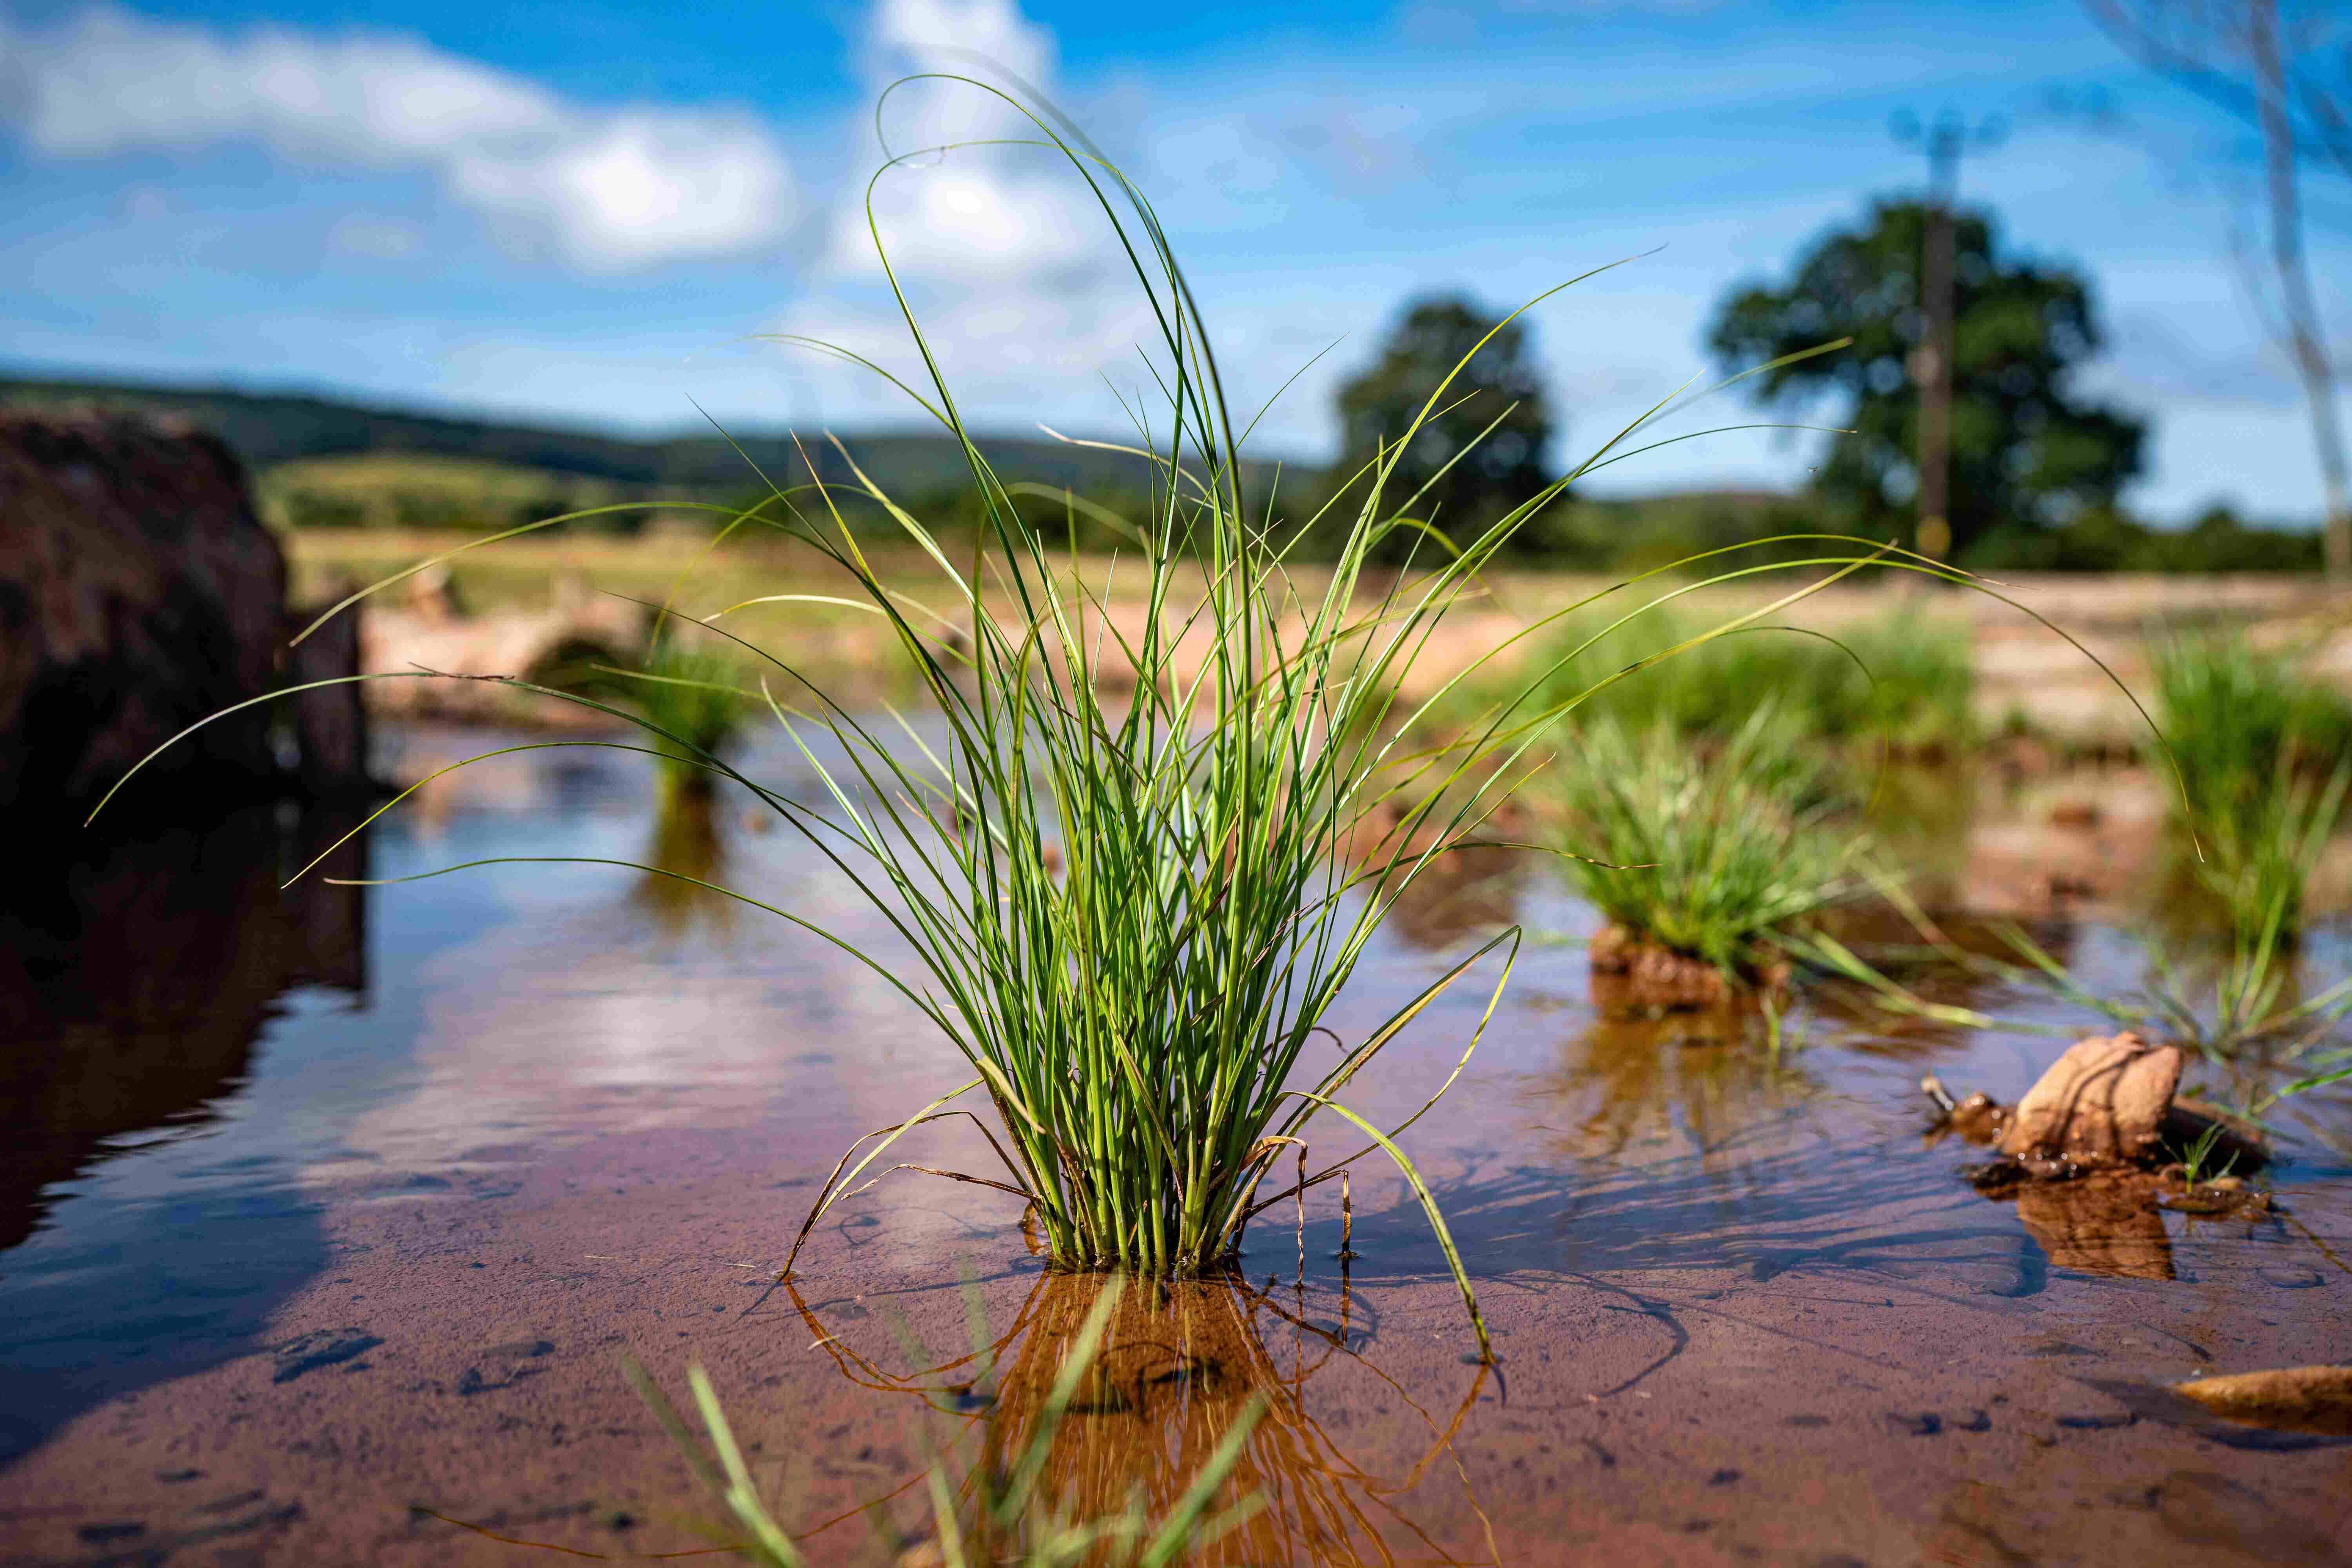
[[1967, 500, 2325, 571], [1325, 296, 1556, 555], [1707, 201, 2147, 560]]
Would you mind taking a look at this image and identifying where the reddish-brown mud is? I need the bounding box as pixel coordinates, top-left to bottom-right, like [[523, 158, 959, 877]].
[[3, 732, 2349, 1566]]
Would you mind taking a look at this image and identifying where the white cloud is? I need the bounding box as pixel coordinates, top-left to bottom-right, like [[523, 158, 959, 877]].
[[826, 0, 1094, 288], [779, 0, 1163, 427], [0, 4, 793, 268], [860, 0, 1055, 138]]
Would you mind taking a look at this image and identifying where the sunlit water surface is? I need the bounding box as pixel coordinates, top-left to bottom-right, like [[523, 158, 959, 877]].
[[2, 722, 2348, 1566]]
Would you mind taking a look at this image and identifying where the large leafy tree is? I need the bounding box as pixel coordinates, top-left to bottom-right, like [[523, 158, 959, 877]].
[[1708, 201, 2146, 559], [1325, 295, 1555, 554]]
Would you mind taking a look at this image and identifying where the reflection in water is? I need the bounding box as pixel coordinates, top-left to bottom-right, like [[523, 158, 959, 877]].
[[2013, 1180, 2176, 1280], [0, 803, 369, 1461], [1527, 1010, 1820, 1163], [0, 804, 367, 1255], [631, 789, 737, 938], [795, 1272, 1494, 1567]]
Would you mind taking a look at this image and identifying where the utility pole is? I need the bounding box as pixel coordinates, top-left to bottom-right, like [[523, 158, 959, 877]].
[[1892, 111, 2004, 563]]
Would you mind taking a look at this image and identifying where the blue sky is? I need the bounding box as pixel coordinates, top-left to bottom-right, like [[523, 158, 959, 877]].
[[3, 0, 2348, 521]]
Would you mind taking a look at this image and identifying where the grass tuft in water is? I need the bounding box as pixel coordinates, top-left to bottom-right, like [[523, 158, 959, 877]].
[[2193, 760, 2351, 945], [613, 641, 752, 804], [1544, 710, 1869, 981], [1805, 848, 2352, 1068], [2149, 626, 2352, 850]]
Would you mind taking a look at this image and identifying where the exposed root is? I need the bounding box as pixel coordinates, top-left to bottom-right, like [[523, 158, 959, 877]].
[[1588, 924, 1789, 1012]]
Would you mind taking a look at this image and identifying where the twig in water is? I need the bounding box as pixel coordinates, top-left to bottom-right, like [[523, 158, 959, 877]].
[[1337, 1169, 1357, 1261]]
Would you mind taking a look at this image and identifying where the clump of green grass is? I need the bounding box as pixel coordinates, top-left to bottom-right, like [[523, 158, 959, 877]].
[[2150, 626, 2352, 848], [2194, 761, 2350, 945], [1477, 608, 1973, 754], [616, 641, 751, 802], [1546, 710, 1870, 980], [2173, 1117, 2241, 1191], [2144, 627, 2350, 943]]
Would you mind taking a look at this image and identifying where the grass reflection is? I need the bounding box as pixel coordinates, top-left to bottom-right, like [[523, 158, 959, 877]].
[[631, 790, 738, 939], [790, 1271, 1496, 1567], [1526, 1007, 1822, 1163]]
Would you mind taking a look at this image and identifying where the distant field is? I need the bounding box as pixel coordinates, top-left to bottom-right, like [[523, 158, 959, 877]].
[[288, 528, 2350, 743], [256, 452, 643, 533]]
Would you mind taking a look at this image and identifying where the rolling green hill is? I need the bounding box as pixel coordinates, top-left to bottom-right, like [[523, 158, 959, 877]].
[[0, 371, 1292, 504], [6, 367, 2324, 571]]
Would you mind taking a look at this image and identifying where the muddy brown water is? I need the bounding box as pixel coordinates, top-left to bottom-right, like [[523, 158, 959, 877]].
[[3, 726, 2350, 1566]]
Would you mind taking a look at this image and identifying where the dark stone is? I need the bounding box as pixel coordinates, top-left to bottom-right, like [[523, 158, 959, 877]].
[[0, 410, 368, 819], [0, 411, 284, 815], [283, 598, 370, 790]]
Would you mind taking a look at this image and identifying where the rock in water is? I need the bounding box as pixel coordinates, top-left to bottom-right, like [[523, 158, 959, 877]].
[[2171, 1365, 2352, 1436], [0, 410, 286, 816], [1996, 1031, 2182, 1167]]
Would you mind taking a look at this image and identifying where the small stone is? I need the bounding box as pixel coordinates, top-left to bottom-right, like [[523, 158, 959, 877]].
[[2172, 1365, 2352, 1435]]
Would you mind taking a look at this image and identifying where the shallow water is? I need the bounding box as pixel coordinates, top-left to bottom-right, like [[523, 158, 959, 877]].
[[2, 726, 2349, 1565]]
